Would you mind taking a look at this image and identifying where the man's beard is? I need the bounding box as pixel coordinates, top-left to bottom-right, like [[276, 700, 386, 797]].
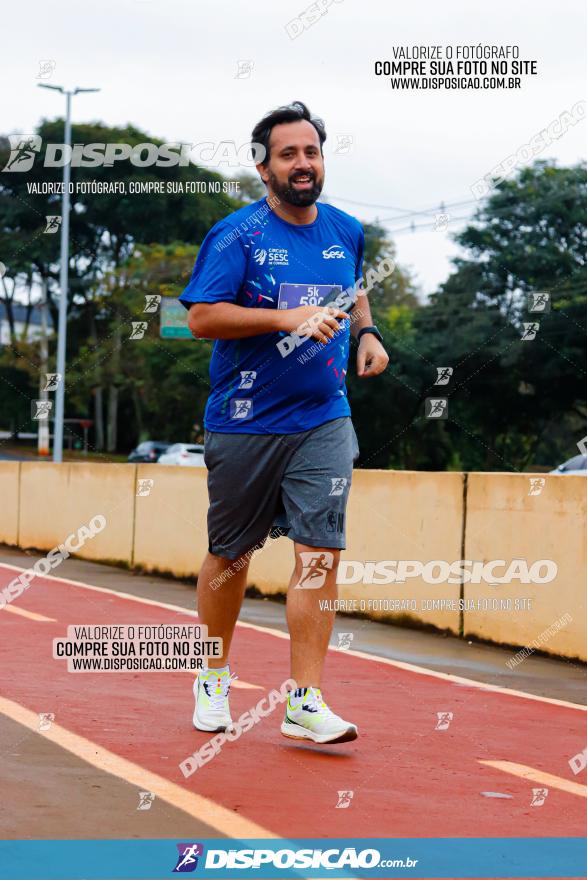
[[267, 168, 323, 207]]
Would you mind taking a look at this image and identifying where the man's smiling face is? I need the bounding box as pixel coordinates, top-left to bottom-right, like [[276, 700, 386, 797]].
[[259, 119, 325, 207]]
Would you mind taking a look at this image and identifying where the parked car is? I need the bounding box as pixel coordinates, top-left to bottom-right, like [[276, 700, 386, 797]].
[[158, 443, 206, 467], [128, 441, 170, 463], [550, 454, 587, 475]]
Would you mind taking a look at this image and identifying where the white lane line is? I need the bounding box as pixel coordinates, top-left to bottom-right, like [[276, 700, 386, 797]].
[[0, 694, 277, 838], [0, 604, 55, 622], [480, 760, 587, 799]]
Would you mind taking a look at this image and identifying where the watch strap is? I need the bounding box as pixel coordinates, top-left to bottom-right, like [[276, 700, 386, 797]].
[[357, 325, 383, 344]]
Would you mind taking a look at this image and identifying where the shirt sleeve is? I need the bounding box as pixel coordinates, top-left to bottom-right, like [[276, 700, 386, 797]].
[[179, 222, 247, 310], [355, 225, 365, 284]]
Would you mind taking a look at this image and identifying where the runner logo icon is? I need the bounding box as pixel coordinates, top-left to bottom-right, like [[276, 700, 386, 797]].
[[336, 790, 354, 808], [329, 477, 347, 496], [173, 843, 204, 873], [2, 135, 42, 172], [238, 371, 256, 389], [295, 551, 334, 589], [435, 711, 453, 731], [230, 399, 253, 420]]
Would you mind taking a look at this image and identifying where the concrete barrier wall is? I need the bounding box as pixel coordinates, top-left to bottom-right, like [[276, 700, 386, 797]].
[[3, 462, 586, 661], [133, 464, 209, 576], [0, 463, 20, 546], [19, 463, 135, 565], [463, 472, 587, 662], [338, 470, 464, 632]]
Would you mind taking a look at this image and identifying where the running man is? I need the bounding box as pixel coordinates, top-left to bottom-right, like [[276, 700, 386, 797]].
[[180, 101, 389, 744]]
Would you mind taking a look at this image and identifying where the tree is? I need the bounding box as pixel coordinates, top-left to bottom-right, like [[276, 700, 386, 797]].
[[0, 119, 242, 449], [65, 243, 212, 451], [231, 172, 265, 203], [0, 119, 241, 318], [346, 225, 421, 468], [423, 160, 587, 469]]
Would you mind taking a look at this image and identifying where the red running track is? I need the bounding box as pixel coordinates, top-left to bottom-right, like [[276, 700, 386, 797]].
[[0, 563, 586, 845]]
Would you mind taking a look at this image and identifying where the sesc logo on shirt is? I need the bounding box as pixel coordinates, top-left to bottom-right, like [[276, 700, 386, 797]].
[[268, 247, 289, 266], [322, 244, 345, 260]]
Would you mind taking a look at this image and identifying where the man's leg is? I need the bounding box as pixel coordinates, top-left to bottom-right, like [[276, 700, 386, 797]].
[[192, 550, 251, 732], [282, 542, 356, 742], [279, 418, 359, 743], [201, 427, 296, 669], [286, 544, 339, 687], [196, 551, 251, 668], [193, 429, 295, 732]]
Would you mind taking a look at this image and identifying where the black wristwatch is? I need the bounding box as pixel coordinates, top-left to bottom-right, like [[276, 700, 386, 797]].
[[357, 325, 383, 344]]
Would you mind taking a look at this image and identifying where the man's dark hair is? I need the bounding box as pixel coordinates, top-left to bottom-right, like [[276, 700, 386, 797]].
[[251, 101, 326, 165]]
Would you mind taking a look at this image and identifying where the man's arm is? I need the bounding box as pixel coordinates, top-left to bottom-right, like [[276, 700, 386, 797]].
[[188, 302, 283, 339], [187, 301, 349, 342], [349, 292, 390, 378], [349, 291, 374, 339]]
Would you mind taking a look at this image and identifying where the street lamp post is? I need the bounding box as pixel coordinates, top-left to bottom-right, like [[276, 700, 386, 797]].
[[37, 84, 100, 463]]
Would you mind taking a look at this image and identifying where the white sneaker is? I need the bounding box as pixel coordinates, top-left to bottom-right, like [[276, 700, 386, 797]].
[[193, 667, 233, 732], [281, 686, 358, 744]]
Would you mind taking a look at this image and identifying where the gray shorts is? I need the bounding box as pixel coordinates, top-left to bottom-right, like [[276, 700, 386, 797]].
[[203, 417, 360, 560]]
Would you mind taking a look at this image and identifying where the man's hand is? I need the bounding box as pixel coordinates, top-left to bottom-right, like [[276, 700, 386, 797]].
[[276, 305, 350, 344], [356, 334, 389, 378]]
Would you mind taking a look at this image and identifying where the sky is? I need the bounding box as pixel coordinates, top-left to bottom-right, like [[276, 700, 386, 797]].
[[2, 0, 586, 298]]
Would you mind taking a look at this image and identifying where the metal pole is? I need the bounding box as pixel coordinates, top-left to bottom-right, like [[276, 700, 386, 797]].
[[38, 278, 50, 456], [52, 91, 72, 463]]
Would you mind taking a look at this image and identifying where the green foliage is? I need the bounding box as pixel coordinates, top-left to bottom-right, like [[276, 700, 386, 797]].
[[0, 119, 242, 324], [64, 242, 212, 448], [349, 161, 587, 470]]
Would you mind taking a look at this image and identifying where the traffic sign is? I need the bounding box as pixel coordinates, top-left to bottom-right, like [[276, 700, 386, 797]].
[[160, 298, 192, 339]]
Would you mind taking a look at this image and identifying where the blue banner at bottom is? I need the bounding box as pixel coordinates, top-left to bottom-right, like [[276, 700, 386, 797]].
[[1, 838, 586, 879]]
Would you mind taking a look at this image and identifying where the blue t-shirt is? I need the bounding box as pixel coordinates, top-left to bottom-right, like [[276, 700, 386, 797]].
[[179, 197, 364, 434]]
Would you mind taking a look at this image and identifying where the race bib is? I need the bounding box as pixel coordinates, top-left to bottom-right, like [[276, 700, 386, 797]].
[[277, 283, 342, 310]]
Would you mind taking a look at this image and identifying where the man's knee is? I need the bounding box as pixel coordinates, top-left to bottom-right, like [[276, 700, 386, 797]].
[[204, 550, 252, 591], [292, 545, 340, 589]]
